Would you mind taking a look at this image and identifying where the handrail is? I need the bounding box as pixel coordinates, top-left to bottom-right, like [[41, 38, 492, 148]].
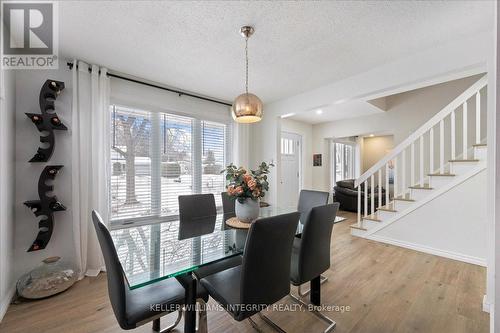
[[355, 74, 487, 188]]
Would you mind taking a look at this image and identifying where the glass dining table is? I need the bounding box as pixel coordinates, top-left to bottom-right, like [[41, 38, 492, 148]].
[[110, 206, 300, 333]]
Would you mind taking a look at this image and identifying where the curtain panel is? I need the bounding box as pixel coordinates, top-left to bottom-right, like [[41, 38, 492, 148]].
[[71, 60, 110, 278]]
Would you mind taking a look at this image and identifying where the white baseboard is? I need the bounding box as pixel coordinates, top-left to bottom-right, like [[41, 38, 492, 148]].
[[367, 234, 487, 267], [483, 295, 491, 313], [0, 285, 16, 323]]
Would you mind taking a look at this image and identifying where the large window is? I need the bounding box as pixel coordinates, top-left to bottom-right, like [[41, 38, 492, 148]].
[[110, 105, 229, 225], [332, 142, 355, 185]]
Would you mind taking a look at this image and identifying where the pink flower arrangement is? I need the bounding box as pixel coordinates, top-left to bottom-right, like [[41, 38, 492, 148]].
[[222, 162, 273, 202]]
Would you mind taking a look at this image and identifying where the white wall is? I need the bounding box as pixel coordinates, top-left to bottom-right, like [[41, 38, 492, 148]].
[[373, 169, 487, 265], [281, 118, 313, 190], [310, 75, 485, 192], [362, 135, 394, 173], [14, 68, 75, 280], [0, 69, 16, 321]]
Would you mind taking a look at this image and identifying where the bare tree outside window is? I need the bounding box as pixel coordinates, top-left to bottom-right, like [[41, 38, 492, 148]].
[[112, 112, 150, 205]]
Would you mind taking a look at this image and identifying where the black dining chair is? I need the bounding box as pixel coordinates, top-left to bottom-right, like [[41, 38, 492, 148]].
[[297, 189, 330, 288], [178, 194, 218, 240], [289, 203, 339, 333], [221, 191, 236, 229], [91, 211, 209, 333], [200, 212, 301, 332], [297, 189, 330, 225], [178, 194, 242, 280]]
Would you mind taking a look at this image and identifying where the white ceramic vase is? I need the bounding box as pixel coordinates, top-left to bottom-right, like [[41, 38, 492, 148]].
[[235, 198, 260, 223]]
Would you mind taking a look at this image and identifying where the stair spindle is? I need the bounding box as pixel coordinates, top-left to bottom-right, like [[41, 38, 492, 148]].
[[476, 92, 481, 144], [463, 101, 468, 159], [451, 109, 456, 160], [419, 136, 424, 186], [364, 180, 368, 217], [402, 149, 406, 195], [385, 163, 390, 203], [378, 170, 382, 208], [439, 119, 444, 174], [410, 142, 415, 186], [394, 157, 398, 198], [357, 185, 361, 225], [429, 127, 434, 173], [370, 175, 375, 215]]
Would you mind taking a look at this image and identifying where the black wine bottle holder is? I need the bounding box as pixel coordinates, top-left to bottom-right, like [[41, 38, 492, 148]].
[[26, 80, 67, 162], [24, 166, 66, 252]]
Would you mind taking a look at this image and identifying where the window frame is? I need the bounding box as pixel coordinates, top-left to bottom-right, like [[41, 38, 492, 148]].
[[331, 141, 356, 186], [109, 103, 232, 229]]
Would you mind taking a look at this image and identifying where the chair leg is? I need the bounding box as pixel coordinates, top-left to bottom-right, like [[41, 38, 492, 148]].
[[152, 309, 184, 333], [196, 298, 208, 333], [288, 293, 336, 333], [257, 313, 287, 333], [297, 275, 328, 297], [248, 316, 264, 333]]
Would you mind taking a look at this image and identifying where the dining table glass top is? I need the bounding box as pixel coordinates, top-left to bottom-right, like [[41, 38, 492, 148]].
[[110, 206, 299, 289]]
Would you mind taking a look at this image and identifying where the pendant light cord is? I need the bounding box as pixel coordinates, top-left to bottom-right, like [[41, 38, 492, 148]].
[[245, 36, 249, 95]]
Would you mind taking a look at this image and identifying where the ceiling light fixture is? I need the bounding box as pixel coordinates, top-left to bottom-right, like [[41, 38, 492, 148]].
[[316, 109, 323, 115], [281, 113, 296, 119], [232, 26, 263, 123]]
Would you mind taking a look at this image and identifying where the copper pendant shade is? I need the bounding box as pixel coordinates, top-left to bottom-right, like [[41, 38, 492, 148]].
[[232, 26, 263, 123]]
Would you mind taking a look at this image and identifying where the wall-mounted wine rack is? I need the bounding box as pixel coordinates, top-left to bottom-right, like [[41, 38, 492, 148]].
[[25, 80, 67, 162], [24, 166, 66, 251], [25, 79, 67, 252]]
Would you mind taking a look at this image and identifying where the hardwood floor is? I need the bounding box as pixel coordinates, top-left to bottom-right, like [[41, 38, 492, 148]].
[[0, 211, 489, 333]]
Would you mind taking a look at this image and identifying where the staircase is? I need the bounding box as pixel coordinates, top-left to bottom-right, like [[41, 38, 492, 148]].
[[350, 75, 488, 245]]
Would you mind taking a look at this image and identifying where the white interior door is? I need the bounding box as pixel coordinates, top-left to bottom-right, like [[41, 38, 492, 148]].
[[280, 132, 301, 208]]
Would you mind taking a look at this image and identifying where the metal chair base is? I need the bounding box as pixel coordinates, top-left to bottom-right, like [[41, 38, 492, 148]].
[[248, 312, 287, 333], [152, 298, 207, 333], [152, 309, 183, 333], [297, 275, 328, 297], [289, 293, 336, 333], [196, 298, 208, 333]]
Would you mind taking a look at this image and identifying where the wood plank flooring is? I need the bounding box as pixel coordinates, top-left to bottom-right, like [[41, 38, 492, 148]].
[[0, 211, 489, 333]]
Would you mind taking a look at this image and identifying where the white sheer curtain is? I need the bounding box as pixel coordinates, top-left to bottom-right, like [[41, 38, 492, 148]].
[[71, 60, 110, 278], [232, 123, 250, 167]]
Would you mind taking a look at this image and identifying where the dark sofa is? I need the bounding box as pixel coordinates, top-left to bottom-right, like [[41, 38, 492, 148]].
[[333, 179, 386, 213]]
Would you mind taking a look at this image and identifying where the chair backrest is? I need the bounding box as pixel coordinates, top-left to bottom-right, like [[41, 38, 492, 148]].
[[298, 203, 339, 283], [91, 211, 128, 329], [221, 192, 236, 215], [297, 190, 329, 224], [178, 194, 217, 240], [221, 192, 236, 230], [240, 212, 300, 306]]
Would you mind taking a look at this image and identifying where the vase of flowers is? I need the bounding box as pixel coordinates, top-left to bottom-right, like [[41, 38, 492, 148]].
[[222, 162, 273, 223]]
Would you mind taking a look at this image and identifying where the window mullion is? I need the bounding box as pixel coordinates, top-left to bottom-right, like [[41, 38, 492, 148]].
[[225, 123, 232, 165], [192, 119, 202, 194], [151, 112, 161, 216]]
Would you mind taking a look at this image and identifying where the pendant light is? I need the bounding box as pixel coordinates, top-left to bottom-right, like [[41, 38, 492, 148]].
[[232, 26, 263, 123]]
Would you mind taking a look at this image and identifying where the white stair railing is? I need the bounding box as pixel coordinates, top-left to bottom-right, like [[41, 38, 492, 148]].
[[355, 75, 487, 227]]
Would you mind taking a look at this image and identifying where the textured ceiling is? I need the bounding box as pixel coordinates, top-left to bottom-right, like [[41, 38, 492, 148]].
[[59, 1, 493, 104]]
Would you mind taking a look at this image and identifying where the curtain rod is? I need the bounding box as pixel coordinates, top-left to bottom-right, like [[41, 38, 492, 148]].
[[66, 62, 232, 107]]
